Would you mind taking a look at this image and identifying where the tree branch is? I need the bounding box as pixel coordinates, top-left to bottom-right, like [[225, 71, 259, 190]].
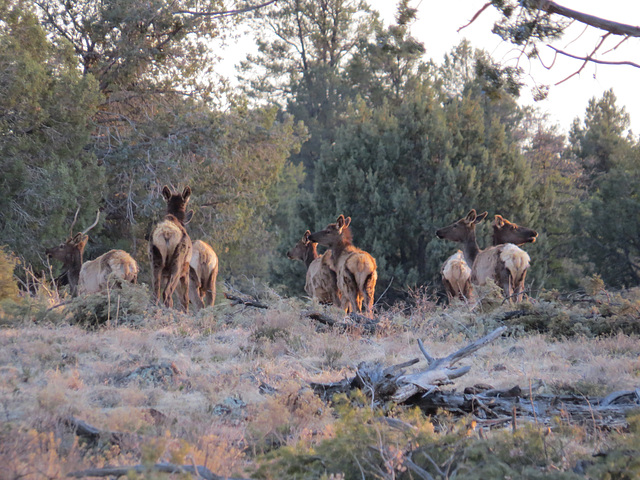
[[174, 0, 278, 18], [529, 0, 640, 37]]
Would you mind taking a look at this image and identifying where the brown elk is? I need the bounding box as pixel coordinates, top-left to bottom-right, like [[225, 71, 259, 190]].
[[436, 210, 532, 302], [149, 186, 193, 311], [187, 240, 219, 310], [308, 215, 377, 318], [287, 230, 340, 305], [441, 214, 538, 302], [46, 211, 138, 296]]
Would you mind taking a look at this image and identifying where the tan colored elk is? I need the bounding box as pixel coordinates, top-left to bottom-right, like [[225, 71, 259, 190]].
[[436, 210, 532, 302], [441, 214, 538, 302], [308, 215, 377, 318], [149, 186, 193, 311], [188, 239, 219, 310], [46, 211, 138, 296], [287, 230, 340, 305]]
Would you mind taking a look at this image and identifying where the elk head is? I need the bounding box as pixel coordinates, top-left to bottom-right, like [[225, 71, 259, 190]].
[[162, 185, 194, 225], [492, 215, 538, 245], [435, 210, 488, 242], [308, 215, 352, 247], [45, 210, 100, 295], [287, 230, 313, 260]]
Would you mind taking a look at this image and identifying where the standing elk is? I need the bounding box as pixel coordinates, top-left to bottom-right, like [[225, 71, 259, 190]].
[[309, 215, 377, 318], [441, 214, 538, 302], [46, 211, 138, 296], [149, 186, 193, 311], [287, 230, 340, 305], [188, 239, 219, 310], [436, 210, 532, 302]]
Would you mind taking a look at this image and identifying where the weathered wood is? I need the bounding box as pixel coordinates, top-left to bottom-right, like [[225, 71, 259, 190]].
[[224, 292, 268, 309], [303, 310, 380, 333], [67, 462, 251, 480], [63, 416, 137, 448], [311, 327, 507, 403]]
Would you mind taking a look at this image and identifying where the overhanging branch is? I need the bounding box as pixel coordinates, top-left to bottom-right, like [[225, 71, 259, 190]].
[[174, 0, 278, 18]]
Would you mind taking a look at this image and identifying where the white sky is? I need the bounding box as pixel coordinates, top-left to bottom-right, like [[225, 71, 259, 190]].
[[219, 0, 640, 135], [371, 0, 640, 134]]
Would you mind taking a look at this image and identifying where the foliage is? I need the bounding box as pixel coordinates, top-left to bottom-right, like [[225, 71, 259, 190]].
[[0, 0, 104, 270], [63, 282, 152, 328], [254, 391, 589, 479], [0, 247, 19, 302]]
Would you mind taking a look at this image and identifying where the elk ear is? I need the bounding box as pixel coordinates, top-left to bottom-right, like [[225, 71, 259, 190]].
[[494, 215, 504, 228], [336, 215, 345, 228], [303, 230, 311, 242], [465, 209, 477, 224], [182, 186, 191, 203], [162, 185, 172, 201], [474, 211, 488, 224], [184, 210, 194, 225], [343, 216, 351, 228]]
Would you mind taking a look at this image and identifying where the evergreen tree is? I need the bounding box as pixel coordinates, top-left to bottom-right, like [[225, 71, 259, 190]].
[[0, 0, 104, 270], [570, 90, 640, 287]]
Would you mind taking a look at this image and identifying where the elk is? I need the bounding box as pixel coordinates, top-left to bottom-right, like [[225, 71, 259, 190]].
[[149, 186, 193, 311], [287, 230, 340, 305], [441, 214, 538, 302], [188, 239, 219, 310], [308, 215, 377, 318], [436, 210, 532, 302], [46, 211, 138, 296]]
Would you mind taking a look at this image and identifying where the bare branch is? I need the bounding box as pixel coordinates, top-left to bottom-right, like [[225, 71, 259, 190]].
[[457, 2, 491, 33], [174, 0, 278, 18], [548, 45, 640, 72], [529, 0, 640, 37]]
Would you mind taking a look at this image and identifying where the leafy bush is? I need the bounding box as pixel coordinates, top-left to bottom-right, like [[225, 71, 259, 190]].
[[0, 247, 19, 302], [64, 282, 151, 328]]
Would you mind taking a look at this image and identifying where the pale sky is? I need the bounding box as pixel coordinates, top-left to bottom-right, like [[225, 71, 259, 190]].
[[371, 0, 640, 134], [220, 1, 640, 135]]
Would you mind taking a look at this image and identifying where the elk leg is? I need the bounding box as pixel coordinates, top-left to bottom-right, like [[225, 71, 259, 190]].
[[205, 265, 218, 307], [178, 273, 190, 313], [362, 271, 377, 318], [188, 267, 204, 311], [339, 270, 358, 315], [150, 246, 164, 304]]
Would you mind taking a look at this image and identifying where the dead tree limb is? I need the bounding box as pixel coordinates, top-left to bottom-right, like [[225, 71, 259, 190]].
[[304, 310, 380, 333], [63, 416, 138, 448], [224, 293, 268, 309], [67, 462, 251, 480], [312, 327, 507, 404]]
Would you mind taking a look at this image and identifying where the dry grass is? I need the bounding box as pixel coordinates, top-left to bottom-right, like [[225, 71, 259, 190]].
[[0, 284, 639, 479]]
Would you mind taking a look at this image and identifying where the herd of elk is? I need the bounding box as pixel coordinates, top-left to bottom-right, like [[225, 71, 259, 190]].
[[46, 211, 138, 296], [436, 210, 537, 302], [47, 185, 219, 312], [441, 214, 538, 302], [45, 186, 536, 313]]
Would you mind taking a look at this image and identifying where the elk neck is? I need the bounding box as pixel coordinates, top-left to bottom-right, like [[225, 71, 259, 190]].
[[461, 229, 480, 268], [303, 243, 319, 269]]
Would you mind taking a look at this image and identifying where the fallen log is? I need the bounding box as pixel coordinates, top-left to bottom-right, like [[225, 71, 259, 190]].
[[224, 292, 268, 309], [303, 310, 380, 333], [63, 416, 138, 449], [312, 327, 507, 403]]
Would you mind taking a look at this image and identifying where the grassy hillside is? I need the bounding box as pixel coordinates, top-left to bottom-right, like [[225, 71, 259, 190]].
[[1, 280, 639, 479]]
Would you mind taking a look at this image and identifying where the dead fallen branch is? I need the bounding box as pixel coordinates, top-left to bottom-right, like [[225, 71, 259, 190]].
[[303, 310, 380, 333], [224, 292, 268, 309], [63, 416, 138, 449], [312, 327, 507, 403], [67, 462, 251, 480]]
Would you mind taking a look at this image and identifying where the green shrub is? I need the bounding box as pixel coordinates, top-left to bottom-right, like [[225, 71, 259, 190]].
[[0, 247, 19, 302]]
